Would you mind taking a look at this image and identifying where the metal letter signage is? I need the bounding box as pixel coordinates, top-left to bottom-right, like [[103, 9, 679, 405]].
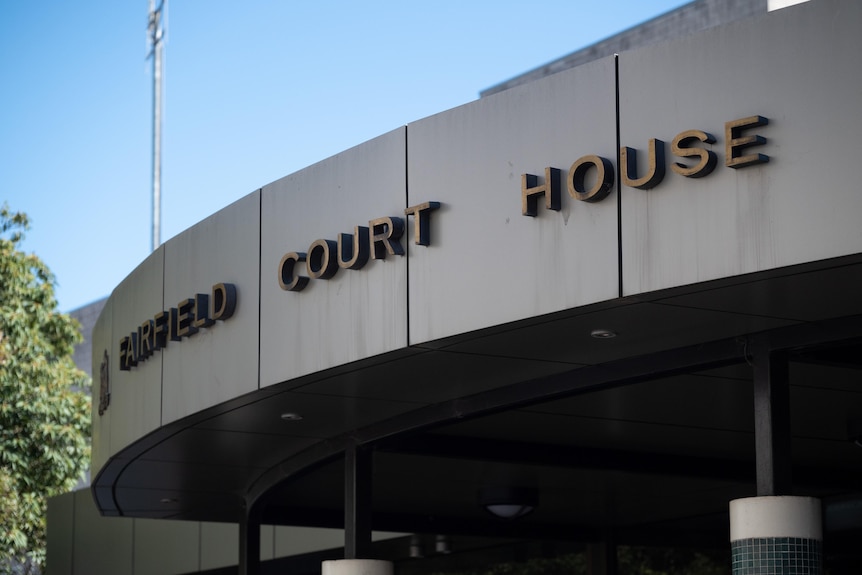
[[522, 115, 769, 215], [98, 350, 110, 415], [119, 282, 237, 371], [521, 168, 561, 216], [278, 202, 441, 292], [568, 155, 614, 203], [725, 115, 769, 168]]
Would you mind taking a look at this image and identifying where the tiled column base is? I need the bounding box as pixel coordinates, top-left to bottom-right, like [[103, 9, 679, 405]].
[[730, 496, 822, 575], [322, 559, 393, 575], [731, 537, 821, 575]]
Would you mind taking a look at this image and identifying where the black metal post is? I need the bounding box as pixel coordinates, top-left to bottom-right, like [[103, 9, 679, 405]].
[[239, 502, 261, 575], [587, 529, 617, 575], [345, 441, 373, 559], [752, 344, 792, 496]]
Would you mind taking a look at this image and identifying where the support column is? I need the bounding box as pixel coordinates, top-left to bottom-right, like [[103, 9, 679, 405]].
[[752, 347, 792, 496], [587, 541, 617, 575], [730, 496, 822, 575], [239, 503, 261, 575], [344, 441, 372, 559]]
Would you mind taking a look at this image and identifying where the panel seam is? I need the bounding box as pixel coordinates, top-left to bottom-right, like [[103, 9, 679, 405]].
[[258, 189, 263, 391], [405, 126, 411, 348], [615, 54, 623, 299]]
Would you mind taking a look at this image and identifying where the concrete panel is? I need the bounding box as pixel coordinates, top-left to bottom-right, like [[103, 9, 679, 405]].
[[46, 493, 75, 575], [272, 528, 410, 558], [108, 248, 164, 459], [200, 522, 238, 571], [407, 58, 619, 344], [260, 129, 408, 387], [90, 298, 113, 475], [619, 0, 862, 295], [162, 191, 261, 424], [72, 489, 133, 575], [261, 525, 274, 561], [274, 526, 344, 558], [133, 518, 200, 575]]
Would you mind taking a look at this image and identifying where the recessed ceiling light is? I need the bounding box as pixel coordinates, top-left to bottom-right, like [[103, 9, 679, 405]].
[[590, 328, 617, 339], [478, 486, 538, 519], [280, 412, 303, 421]]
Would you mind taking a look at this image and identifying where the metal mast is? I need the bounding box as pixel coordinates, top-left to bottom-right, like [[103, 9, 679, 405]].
[[147, 0, 165, 251]]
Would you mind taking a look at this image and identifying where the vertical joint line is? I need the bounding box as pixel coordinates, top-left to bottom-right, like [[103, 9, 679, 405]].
[[160, 248, 165, 426], [130, 518, 136, 573], [257, 189, 263, 391], [614, 54, 623, 298], [404, 127, 411, 347], [198, 521, 203, 571]]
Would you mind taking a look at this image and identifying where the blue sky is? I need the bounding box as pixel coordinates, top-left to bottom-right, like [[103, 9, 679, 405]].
[[0, 1, 689, 312]]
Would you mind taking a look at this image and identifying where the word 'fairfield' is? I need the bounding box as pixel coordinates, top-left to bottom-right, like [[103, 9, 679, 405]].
[[119, 283, 237, 371]]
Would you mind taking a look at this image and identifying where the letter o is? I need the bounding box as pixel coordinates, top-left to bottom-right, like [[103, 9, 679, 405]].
[[306, 239, 339, 280], [568, 155, 615, 203], [278, 252, 309, 292]]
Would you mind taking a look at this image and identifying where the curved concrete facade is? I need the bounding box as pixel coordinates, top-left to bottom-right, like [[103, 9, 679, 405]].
[[85, 3, 862, 572]]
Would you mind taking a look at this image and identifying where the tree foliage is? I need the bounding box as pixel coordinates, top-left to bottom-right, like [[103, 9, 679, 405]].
[[427, 546, 729, 575], [0, 206, 90, 574]]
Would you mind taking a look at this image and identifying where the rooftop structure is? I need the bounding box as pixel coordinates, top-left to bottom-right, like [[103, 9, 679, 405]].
[[481, 0, 767, 97]]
